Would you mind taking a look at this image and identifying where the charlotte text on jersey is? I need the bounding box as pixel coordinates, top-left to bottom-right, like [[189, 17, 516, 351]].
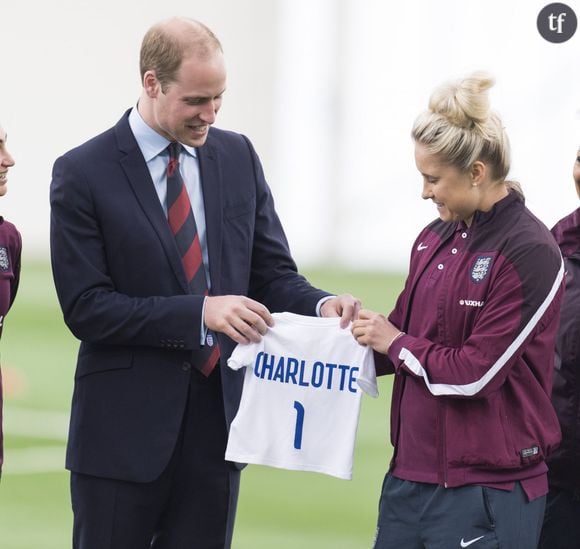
[[253, 351, 361, 393]]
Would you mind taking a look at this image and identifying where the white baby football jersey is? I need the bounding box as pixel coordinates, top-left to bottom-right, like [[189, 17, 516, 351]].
[[225, 312, 377, 480]]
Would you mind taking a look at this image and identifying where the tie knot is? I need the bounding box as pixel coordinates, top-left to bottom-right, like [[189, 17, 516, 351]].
[[168, 142, 181, 161], [167, 142, 181, 177]]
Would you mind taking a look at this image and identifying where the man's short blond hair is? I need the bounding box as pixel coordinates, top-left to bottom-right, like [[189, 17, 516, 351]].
[[140, 17, 223, 91]]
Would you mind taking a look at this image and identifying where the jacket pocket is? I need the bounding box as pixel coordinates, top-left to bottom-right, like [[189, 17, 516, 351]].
[[224, 198, 255, 220], [75, 347, 134, 379], [446, 395, 520, 469]]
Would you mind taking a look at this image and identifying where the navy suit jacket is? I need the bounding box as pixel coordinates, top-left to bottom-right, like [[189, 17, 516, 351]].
[[50, 111, 330, 482]]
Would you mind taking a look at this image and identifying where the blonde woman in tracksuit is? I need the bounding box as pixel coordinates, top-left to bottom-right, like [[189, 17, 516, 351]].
[[352, 73, 565, 549]]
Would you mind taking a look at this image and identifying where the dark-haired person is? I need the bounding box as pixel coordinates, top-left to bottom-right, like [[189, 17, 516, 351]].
[[0, 124, 22, 480], [538, 148, 580, 549], [352, 73, 565, 548], [50, 16, 359, 549]]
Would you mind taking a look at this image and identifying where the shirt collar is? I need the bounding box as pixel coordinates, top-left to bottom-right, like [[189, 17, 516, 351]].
[[128, 106, 198, 161]]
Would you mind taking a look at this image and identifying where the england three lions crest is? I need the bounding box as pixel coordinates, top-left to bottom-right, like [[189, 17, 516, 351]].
[[0, 247, 10, 272], [471, 256, 493, 283]]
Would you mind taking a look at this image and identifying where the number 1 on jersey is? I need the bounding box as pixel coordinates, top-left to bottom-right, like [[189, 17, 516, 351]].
[[293, 401, 305, 449]]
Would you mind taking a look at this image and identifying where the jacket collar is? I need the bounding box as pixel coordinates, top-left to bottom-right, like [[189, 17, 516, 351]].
[[552, 206, 580, 260], [113, 111, 191, 292], [197, 135, 223, 295], [469, 190, 523, 229]]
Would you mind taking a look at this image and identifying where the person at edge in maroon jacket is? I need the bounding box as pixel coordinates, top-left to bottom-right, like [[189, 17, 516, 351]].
[[538, 148, 580, 549], [351, 72, 565, 549], [0, 124, 22, 480]]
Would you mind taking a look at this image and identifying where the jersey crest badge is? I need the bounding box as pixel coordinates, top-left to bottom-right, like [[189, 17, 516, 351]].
[[471, 256, 492, 283], [0, 247, 10, 272]]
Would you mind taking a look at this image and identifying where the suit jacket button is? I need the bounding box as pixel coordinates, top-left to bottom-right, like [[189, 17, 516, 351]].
[[181, 362, 191, 372]]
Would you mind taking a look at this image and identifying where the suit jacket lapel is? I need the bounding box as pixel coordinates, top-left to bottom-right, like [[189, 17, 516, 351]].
[[114, 113, 189, 292], [198, 138, 223, 296]]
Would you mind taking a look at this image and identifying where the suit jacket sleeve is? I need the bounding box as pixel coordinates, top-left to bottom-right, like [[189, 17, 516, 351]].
[[50, 153, 204, 350]]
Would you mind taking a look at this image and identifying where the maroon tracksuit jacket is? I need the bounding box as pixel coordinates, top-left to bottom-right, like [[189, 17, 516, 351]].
[[379, 192, 564, 488], [546, 206, 580, 495], [0, 217, 21, 475]]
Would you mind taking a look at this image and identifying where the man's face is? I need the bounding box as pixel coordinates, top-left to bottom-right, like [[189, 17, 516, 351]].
[[148, 52, 226, 147]]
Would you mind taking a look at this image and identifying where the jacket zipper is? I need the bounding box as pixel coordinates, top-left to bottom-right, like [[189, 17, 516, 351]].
[[439, 400, 449, 487]]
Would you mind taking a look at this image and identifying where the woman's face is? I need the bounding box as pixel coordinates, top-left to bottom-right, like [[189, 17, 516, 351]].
[[415, 142, 479, 226], [0, 127, 15, 197], [573, 148, 580, 199]]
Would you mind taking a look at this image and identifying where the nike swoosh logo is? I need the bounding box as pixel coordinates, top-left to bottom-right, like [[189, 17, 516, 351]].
[[460, 535, 485, 547], [417, 242, 428, 251]]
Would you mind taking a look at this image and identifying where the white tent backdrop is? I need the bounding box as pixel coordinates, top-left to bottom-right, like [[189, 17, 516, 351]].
[[2, 0, 578, 271]]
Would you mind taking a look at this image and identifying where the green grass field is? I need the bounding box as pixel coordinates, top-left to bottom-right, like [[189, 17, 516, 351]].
[[0, 261, 404, 548]]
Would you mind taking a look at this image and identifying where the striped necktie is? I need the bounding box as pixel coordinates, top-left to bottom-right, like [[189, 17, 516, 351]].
[[166, 142, 219, 376]]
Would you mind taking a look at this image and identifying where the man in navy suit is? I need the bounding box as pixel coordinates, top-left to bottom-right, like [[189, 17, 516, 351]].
[[50, 16, 360, 549]]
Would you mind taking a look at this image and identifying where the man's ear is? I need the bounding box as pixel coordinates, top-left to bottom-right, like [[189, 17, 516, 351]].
[[143, 71, 161, 98]]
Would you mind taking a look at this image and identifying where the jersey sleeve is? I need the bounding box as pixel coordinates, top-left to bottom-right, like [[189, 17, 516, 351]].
[[355, 346, 379, 398], [227, 340, 262, 371]]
